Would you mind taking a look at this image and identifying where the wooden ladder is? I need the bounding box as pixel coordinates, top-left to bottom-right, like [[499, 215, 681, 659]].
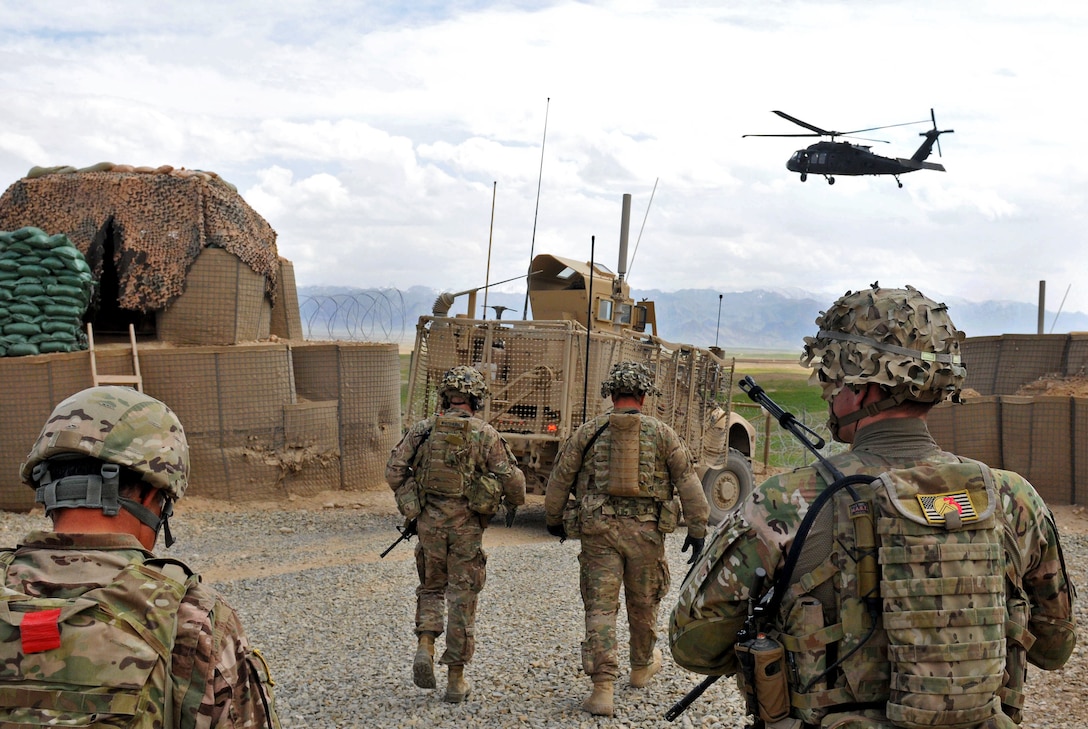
[[87, 323, 143, 392]]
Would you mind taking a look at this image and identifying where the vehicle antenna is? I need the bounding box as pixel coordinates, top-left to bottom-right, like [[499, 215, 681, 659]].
[[1051, 284, 1072, 333], [626, 177, 658, 278], [482, 181, 497, 320], [715, 293, 723, 348], [522, 97, 550, 320], [582, 235, 595, 424]]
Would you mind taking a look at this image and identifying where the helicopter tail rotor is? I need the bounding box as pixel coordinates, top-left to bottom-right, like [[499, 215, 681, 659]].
[[923, 108, 954, 157]]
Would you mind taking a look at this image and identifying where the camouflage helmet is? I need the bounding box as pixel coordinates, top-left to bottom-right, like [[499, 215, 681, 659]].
[[800, 284, 966, 405], [600, 361, 661, 398], [21, 386, 190, 500], [440, 365, 490, 401]]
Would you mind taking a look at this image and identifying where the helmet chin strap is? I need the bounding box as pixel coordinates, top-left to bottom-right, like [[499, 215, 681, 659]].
[[32, 462, 175, 548], [827, 388, 912, 442]]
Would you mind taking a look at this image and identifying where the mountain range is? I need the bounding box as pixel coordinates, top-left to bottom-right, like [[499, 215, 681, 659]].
[[297, 285, 1088, 352]]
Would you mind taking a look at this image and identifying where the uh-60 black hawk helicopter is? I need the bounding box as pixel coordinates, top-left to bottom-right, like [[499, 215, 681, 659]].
[[744, 108, 953, 188]]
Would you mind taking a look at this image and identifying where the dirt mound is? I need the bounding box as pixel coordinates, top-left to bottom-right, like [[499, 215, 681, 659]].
[[1016, 375, 1088, 397]]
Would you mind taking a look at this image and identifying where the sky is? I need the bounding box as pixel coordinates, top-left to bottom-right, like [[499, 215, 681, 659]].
[[1, 1, 1086, 323]]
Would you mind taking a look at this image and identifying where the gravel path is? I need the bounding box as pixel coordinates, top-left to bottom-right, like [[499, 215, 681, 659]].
[[0, 499, 1084, 728]]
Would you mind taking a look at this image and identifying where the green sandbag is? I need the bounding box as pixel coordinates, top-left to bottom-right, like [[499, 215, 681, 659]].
[[46, 284, 86, 300], [5, 302, 40, 318], [0, 260, 17, 272], [50, 245, 85, 261], [43, 303, 84, 319], [63, 257, 91, 275], [3, 321, 41, 337], [1, 333, 27, 345], [13, 284, 46, 298], [37, 329, 76, 343], [6, 242, 32, 256], [56, 273, 92, 289], [10, 227, 45, 242], [38, 256, 66, 271], [37, 341, 74, 354], [16, 264, 50, 278], [5, 342, 40, 356], [41, 320, 79, 334]]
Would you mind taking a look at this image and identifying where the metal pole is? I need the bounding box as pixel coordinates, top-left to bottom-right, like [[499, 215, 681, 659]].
[[482, 181, 497, 320], [1038, 280, 1045, 335], [523, 97, 550, 320], [582, 235, 595, 424]]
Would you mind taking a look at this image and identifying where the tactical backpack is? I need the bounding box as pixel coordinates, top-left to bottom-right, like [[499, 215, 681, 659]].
[[670, 460, 1012, 729], [0, 552, 196, 728]]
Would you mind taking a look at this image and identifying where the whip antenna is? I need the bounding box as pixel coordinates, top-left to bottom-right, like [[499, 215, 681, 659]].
[[522, 97, 550, 320], [626, 177, 658, 278]]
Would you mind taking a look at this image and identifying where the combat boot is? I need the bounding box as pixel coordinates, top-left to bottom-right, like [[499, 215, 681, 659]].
[[581, 678, 614, 716], [630, 647, 663, 688], [413, 633, 436, 689], [444, 665, 472, 703]]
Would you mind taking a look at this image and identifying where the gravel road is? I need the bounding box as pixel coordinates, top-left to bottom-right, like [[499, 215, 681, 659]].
[[0, 495, 1084, 729]]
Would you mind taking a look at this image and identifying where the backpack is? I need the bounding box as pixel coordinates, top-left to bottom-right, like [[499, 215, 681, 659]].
[[670, 460, 1009, 729], [0, 552, 194, 728]]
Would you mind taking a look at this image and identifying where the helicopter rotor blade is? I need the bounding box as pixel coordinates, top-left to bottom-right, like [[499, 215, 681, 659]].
[[771, 110, 832, 136], [742, 133, 822, 138]]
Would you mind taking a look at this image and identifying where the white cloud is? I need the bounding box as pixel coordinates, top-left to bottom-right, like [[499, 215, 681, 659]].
[[1, 0, 1087, 319]]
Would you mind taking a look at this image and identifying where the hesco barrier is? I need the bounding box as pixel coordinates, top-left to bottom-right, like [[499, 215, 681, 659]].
[[0, 341, 401, 510], [928, 333, 1088, 505]]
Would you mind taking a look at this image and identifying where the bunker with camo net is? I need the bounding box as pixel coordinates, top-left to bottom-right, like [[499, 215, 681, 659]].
[[0, 164, 400, 510]]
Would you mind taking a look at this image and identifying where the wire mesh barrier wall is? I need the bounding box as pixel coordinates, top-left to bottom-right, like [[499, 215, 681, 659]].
[[299, 290, 409, 343], [0, 341, 402, 509], [924, 333, 1088, 506]]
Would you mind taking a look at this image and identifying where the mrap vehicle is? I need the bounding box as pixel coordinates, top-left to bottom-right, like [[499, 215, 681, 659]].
[[403, 195, 756, 524]]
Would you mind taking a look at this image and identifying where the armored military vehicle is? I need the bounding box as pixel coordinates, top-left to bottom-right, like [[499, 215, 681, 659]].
[[404, 195, 755, 523]]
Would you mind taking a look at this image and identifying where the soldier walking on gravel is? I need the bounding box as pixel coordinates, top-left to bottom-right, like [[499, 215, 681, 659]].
[[386, 366, 526, 703], [3, 386, 281, 728], [544, 361, 710, 717]]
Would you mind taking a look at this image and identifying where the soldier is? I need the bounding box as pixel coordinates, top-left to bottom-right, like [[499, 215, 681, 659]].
[[670, 284, 1077, 728], [385, 365, 526, 703], [545, 361, 710, 717], [2, 385, 280, 729]]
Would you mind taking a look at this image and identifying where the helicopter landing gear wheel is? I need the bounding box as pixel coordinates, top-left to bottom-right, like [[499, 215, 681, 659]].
[[800, 173, 807, 182], [895, 176, 903, 188], [826, 176, 835, 185]]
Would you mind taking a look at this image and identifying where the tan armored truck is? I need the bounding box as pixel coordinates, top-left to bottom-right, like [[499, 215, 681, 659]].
[[404, 195, 756, 523]]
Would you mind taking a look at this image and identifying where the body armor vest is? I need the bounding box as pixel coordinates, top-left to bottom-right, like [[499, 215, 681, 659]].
[[779, 461, 1009, 729], [418, 414, 474, 497]]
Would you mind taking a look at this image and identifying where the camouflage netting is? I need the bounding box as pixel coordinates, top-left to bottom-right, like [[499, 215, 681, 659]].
[[0, 164, 279, 313]]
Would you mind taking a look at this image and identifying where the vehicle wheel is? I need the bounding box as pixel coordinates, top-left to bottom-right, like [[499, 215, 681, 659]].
[[702, 448, 754, 526]]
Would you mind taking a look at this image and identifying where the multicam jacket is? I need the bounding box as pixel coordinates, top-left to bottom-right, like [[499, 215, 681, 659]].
[[545, 408, 709, 538], [670, 418, 1076, 726], [0, 532, 279, 729]]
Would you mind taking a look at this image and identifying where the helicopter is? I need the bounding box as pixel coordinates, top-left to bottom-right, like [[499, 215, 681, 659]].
[[744, 109, 953, 188]]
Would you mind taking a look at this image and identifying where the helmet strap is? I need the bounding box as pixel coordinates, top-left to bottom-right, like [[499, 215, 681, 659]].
[[33, 462, 174, 547], [828, 388, 911, 441]]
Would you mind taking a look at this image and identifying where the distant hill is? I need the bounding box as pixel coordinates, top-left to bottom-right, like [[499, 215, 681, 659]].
[[297, 285, 1088, 351]]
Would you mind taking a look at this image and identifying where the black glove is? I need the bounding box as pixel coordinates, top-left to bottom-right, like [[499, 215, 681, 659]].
[[401, 518, 418, 539], [547, 522, 567, 543], [681, 534, 705, 564], [504, 505, 518, 528]]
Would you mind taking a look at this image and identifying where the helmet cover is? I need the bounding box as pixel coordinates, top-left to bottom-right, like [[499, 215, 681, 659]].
[[21, 386, 190, 499], [800, 284, 966, 404], [600, 361, 661, 399], [440, 365, 490, 401]]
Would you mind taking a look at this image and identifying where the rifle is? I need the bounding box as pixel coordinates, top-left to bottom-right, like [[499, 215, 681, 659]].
[[666, 376, 878, 723], [379, 518, 418, 559]]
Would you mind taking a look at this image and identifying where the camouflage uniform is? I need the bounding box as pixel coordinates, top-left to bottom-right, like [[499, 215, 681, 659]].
[[385, 406, 525, 667], [670, 285, 1077, 729], [7, 386, 280, 729], [0, 531, 277, 729], [671, 419, 1076, 726], [545, 363, 709, 684]]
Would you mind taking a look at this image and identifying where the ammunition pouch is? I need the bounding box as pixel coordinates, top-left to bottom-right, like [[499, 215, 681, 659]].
[[657, 496, 680, 534], [465, 473, 503, 516], [394, 477, 424, 520]]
